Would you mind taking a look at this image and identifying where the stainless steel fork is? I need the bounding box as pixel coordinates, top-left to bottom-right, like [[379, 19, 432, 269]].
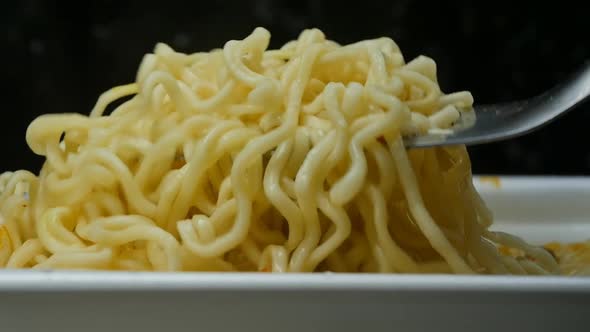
[[403, 62, 590, 148]]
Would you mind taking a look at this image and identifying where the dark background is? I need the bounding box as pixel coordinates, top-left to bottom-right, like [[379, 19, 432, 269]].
[[2, 0, 588, 175]]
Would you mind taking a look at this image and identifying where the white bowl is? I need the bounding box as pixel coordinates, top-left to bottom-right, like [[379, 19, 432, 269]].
[[1, 176, 589, 332]]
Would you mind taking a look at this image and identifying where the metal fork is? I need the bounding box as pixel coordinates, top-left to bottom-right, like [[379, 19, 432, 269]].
[[403, 62, 590, 148]]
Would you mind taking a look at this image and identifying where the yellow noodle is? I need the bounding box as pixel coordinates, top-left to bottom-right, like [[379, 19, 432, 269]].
[[0, 27, 557, 274]]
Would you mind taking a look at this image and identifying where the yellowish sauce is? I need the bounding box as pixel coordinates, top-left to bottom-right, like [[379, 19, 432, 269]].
[[479, 176, 502, 189]]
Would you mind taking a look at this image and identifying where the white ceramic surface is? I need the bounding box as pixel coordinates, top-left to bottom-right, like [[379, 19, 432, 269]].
[[0, 176, 588, 332]]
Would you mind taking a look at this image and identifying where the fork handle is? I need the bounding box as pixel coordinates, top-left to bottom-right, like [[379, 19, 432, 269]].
[[554, 60, 590, 112]]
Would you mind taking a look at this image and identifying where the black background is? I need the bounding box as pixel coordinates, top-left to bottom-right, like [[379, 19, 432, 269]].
[[2, 0, 588, 175]]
